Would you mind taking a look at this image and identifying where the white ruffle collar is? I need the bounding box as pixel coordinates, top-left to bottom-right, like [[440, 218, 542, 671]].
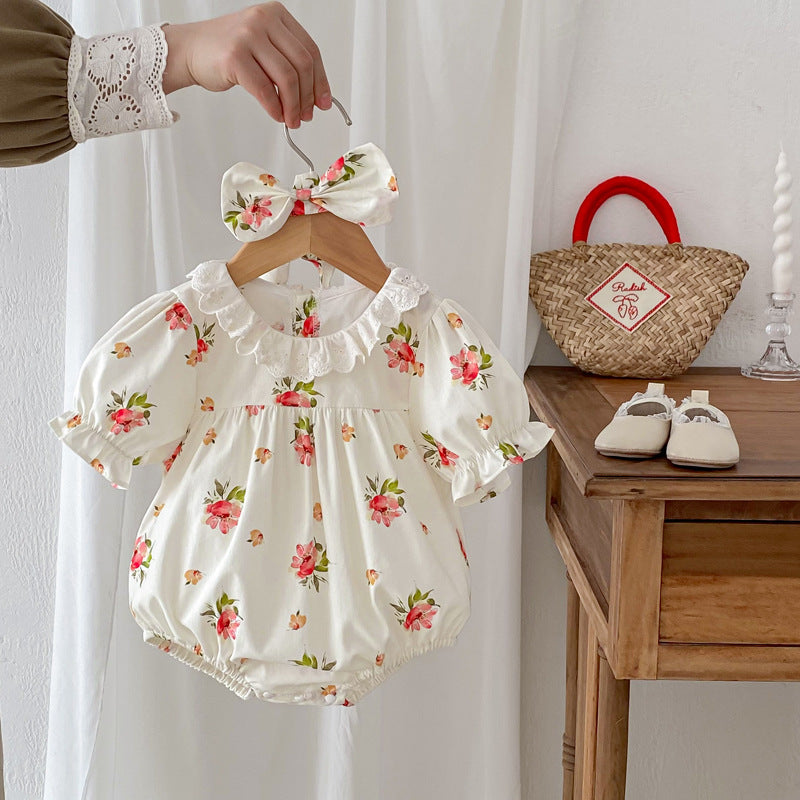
[[186, 260, 429, 381]]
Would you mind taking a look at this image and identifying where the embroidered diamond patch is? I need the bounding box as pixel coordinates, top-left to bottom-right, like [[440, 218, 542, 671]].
[[585, 262, 671, 333]]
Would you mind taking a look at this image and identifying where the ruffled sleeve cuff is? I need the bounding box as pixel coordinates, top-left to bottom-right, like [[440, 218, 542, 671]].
[[450, 420, 554, 507], [48, 410, 134, 490], [67, 22, 177, 144]]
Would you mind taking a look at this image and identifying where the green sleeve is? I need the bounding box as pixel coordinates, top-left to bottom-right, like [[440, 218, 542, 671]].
[[0, 0, 76, 167]]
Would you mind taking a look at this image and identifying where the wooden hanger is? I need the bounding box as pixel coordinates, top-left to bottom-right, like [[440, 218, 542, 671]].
[[226, 97, 391, 293], [226, 213, 390, 292]]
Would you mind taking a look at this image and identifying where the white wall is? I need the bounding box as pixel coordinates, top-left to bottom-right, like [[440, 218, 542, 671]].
[[522, 1, 800, 798], [3, 1, 800, 799], [0, 1, 70, 794]]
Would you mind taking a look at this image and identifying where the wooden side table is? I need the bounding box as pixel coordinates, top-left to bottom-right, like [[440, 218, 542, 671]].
[[523, 366, 800, 800]]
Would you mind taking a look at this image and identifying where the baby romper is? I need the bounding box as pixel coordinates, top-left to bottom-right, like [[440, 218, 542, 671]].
[[49, 141, 555, 706], [48, 260, 554, 706]]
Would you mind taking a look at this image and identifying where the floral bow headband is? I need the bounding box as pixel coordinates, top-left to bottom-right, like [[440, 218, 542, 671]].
[[221, 141, 398, 242]]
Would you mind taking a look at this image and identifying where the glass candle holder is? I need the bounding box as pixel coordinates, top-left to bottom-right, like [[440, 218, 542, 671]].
[[741, 291, 800, 380]]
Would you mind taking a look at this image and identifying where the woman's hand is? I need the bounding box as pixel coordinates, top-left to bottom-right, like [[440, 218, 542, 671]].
[[161, 3, 332, 128]]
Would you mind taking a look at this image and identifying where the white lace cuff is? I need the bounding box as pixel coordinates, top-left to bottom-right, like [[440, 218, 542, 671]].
[[66, 23, 177, 144]]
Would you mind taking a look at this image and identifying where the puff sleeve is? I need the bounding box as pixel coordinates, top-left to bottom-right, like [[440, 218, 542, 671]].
[[409, 297, 555, 507], [48, 290, 198, 490]]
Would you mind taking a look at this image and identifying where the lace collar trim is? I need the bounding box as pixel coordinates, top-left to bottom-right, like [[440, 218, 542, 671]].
[[186, 260, 429, 380]]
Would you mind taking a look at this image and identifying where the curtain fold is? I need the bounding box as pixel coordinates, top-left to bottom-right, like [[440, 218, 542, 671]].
[[44, 2, 579, 797]]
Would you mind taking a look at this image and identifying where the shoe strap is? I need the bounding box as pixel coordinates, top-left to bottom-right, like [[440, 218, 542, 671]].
[[691, 389, 709, 404], [644, 382, 665, 397]]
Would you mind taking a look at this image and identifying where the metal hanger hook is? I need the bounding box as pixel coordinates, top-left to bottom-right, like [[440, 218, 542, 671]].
[[283, 96, 352, 173]]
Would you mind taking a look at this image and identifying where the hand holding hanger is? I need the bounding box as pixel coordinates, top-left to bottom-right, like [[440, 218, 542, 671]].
[[162, 2, 332, 129]]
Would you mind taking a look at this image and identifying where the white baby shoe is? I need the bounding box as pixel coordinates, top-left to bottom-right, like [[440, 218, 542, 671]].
[[665, 390, 739, 469], [594, 382, 675, 458]]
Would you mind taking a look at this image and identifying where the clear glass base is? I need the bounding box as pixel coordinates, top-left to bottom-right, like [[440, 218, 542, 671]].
[[741, 291, 800, 381], [741, 341, 800, 380]]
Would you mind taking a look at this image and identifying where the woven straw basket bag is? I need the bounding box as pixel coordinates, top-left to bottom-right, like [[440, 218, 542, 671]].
[[529, 176, 749, 378]]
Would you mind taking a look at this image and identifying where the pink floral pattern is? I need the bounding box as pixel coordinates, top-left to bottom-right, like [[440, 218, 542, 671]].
[[185, 321, 216, 366], [163, 440, 183, 473], [105, 389, 154, 435], [272, 377, 323, 407], [165, 301, 192, 330], [321, 151, 367, 188], [53, 242, 546, 706], [225, 191, 273, 233], [201, 592, 243, 640], [391, 588, 439, 631], [498, 441, 524, 463], [322, 155, 346, 183], [381, 321, 424, 376], [363, 474, 406, 527], [129, 534, 153, 585], [450, 343, 493, 390], [242, 198, 273, 228], [203, 479, 245, 534], [291, 538, 329, 591], [420, 431, 460, 469], [292, 416, 315, 466], [293, 295, 320, 337]]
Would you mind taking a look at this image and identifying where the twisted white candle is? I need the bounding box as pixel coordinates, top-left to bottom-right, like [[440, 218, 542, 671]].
[[772, 148, 794, 294]]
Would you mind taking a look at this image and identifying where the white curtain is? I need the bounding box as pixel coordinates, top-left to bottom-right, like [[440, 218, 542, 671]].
[[44, 2, 579, 797]]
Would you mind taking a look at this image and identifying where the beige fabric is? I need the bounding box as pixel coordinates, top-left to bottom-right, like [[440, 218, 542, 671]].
[[0, 0, 75, 167]]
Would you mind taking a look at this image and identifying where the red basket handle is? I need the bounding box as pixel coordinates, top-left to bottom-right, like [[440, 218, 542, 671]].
[[572, 176, 682, 245]]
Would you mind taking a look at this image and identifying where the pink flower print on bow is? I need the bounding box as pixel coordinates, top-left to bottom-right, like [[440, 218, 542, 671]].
[[220, 142, 399, 242]]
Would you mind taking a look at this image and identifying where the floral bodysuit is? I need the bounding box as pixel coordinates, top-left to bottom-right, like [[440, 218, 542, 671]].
[[49, 260, 554, 706]]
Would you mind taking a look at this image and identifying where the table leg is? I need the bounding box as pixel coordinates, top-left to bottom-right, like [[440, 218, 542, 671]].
[[595, 650, 630, 800], [563, 574, 580, 799], [568, 591, 629, 799], [574, 603, 600, 799]]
